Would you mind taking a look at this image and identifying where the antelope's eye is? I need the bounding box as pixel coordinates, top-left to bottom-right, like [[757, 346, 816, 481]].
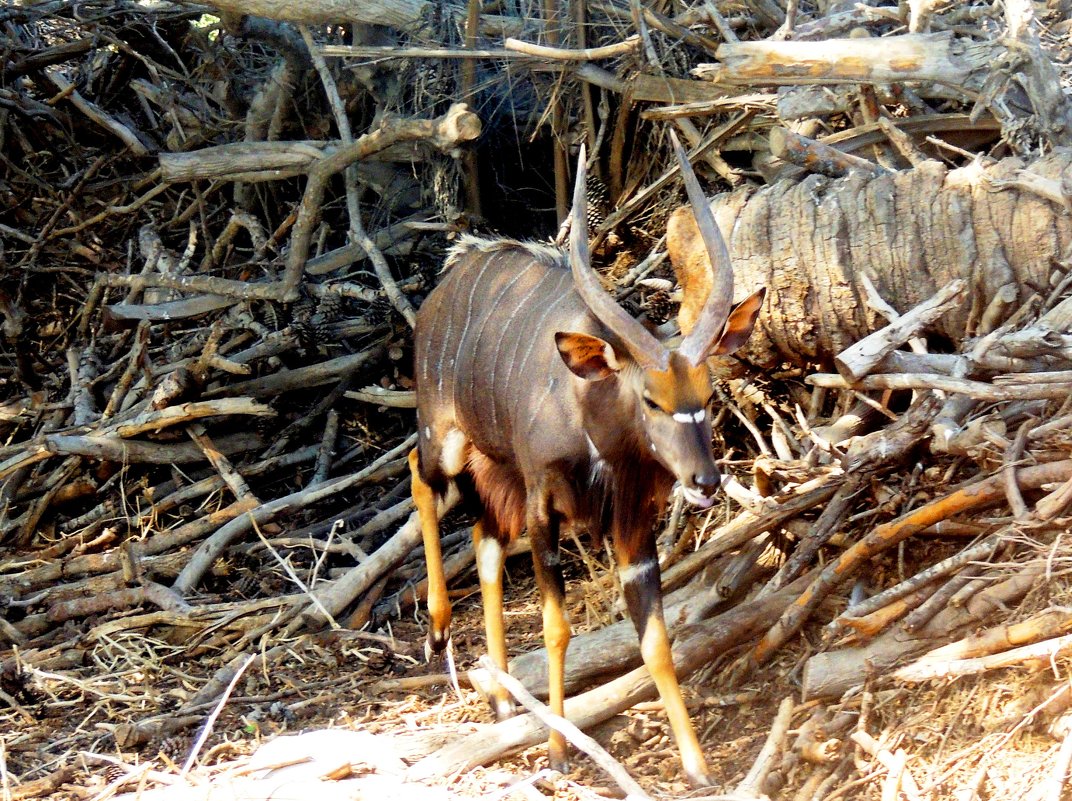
[[643, 396, 662, 413]]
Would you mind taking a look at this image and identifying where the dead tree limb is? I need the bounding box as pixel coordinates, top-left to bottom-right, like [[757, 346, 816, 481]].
[[697, 33, 995, 87], [754, 459, 1072, 664], [200, 0, 527, 35]]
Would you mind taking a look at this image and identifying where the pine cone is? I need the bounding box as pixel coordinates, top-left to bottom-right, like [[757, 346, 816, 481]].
[[101, 765, 126, 785], [644, 289, 675, 325], [585, 175, 610, 236]]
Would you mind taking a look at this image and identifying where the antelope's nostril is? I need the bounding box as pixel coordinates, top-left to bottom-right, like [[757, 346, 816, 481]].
[[693, 472, 720, 494]]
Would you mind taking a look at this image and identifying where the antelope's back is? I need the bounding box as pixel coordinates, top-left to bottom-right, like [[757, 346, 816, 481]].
[[415, 237, 589, 465]]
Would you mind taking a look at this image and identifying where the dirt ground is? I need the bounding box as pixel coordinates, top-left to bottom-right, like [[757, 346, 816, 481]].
[[5, 530, 1072, 801]]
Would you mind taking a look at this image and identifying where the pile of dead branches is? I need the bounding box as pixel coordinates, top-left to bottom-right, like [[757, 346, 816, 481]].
[[4, 0, 1072, 799]]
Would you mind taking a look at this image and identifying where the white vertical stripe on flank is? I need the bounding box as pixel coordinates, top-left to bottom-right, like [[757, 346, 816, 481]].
[[440, 428, 468, 476]]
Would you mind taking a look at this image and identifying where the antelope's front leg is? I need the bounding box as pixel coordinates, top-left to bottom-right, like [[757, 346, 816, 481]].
[[528, 496, 571, 773], [617, 541, 712, 788], [473, 517, 515, 720]]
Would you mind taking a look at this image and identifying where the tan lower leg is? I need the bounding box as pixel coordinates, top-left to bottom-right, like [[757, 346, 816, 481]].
[[474, 523, 512, 718], [639, 617, 710, 786], [409, 449, 451, 651], [542, 595, 571, 771]]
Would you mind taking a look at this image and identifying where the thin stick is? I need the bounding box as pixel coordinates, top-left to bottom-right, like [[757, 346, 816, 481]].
[[187, 423, 257, 501], [299, 25, 416, 326], [544, 0, 570, 222], [311, 409, 340, 486], [901, 565, 984, 634], [504, 35, 638, 59], [574, 0, 598, 156], [1044, 722, 1072, 801], [736, 696, 795, 797], [252, 518, 340, 629], [320, 44, 531, 58], [0, 737, 9, 801], [850, 731, 922, 801], [477, 656, 654, 801], [877, 115, 930, 165], [181, 654, 256, 776], [1003, 418, 1034, 518], [704, 0, 739, 42], [461, 0, 483, 217]]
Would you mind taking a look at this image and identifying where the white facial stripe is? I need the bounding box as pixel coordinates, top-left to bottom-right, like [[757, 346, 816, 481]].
[[618, 559, 658, 586], [672, 410, 707, 423]]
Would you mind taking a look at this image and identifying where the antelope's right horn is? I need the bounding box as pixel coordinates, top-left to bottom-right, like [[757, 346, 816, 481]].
[[568, 146, 669, 371], [668, 131, 735, 366]]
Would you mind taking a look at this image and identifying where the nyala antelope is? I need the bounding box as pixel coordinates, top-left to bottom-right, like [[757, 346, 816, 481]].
[[409, 136, 765, 787]]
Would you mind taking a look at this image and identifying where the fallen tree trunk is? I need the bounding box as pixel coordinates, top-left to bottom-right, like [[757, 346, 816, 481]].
[[801, 562, 1044, 699], [668, 150, 1072, 366], [500, 556, 731, 697]]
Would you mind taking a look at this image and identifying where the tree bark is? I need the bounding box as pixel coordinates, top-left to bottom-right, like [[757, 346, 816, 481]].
[[668, 150, 1072, 366], [202, 0, 525, 35], [697, 33, 995, 87]]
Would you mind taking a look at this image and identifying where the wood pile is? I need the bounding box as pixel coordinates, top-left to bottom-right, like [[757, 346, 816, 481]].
[[3, 0, 1072, 799]]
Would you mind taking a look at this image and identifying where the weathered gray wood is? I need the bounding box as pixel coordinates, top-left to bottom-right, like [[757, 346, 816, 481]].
[[200, 0, 526, 35], [834, 279, 966, 381], [697, 33, 995, 87]]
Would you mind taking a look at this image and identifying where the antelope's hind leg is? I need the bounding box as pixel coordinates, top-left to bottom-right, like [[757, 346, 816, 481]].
[[409, 447, 452, 658], [616, 536, 712, 788], [472, 517, 515, 720]]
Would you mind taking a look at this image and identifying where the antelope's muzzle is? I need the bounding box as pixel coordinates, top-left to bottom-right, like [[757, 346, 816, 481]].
[[681, 471, 720, 508]]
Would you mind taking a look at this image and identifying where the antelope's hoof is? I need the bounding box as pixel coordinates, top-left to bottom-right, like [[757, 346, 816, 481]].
[[548, 746, 570, 776], [424, 628, 451, 661], [685, 768, 715, 789], [490, 695, 517, 721]]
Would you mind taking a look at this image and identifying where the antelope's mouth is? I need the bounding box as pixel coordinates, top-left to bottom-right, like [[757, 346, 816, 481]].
[[682, 485, 716, 509]]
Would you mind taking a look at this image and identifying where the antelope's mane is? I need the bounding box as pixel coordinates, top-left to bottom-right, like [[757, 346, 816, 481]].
[[444, 234, 566, 273]]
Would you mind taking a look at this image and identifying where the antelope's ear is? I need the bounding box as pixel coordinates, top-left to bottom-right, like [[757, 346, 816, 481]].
[[711, 287, 765, 356], [555, 332, 621, 381]]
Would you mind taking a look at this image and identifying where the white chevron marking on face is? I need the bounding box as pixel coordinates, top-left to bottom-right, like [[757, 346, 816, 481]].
[[672, 410, 706, 424]]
